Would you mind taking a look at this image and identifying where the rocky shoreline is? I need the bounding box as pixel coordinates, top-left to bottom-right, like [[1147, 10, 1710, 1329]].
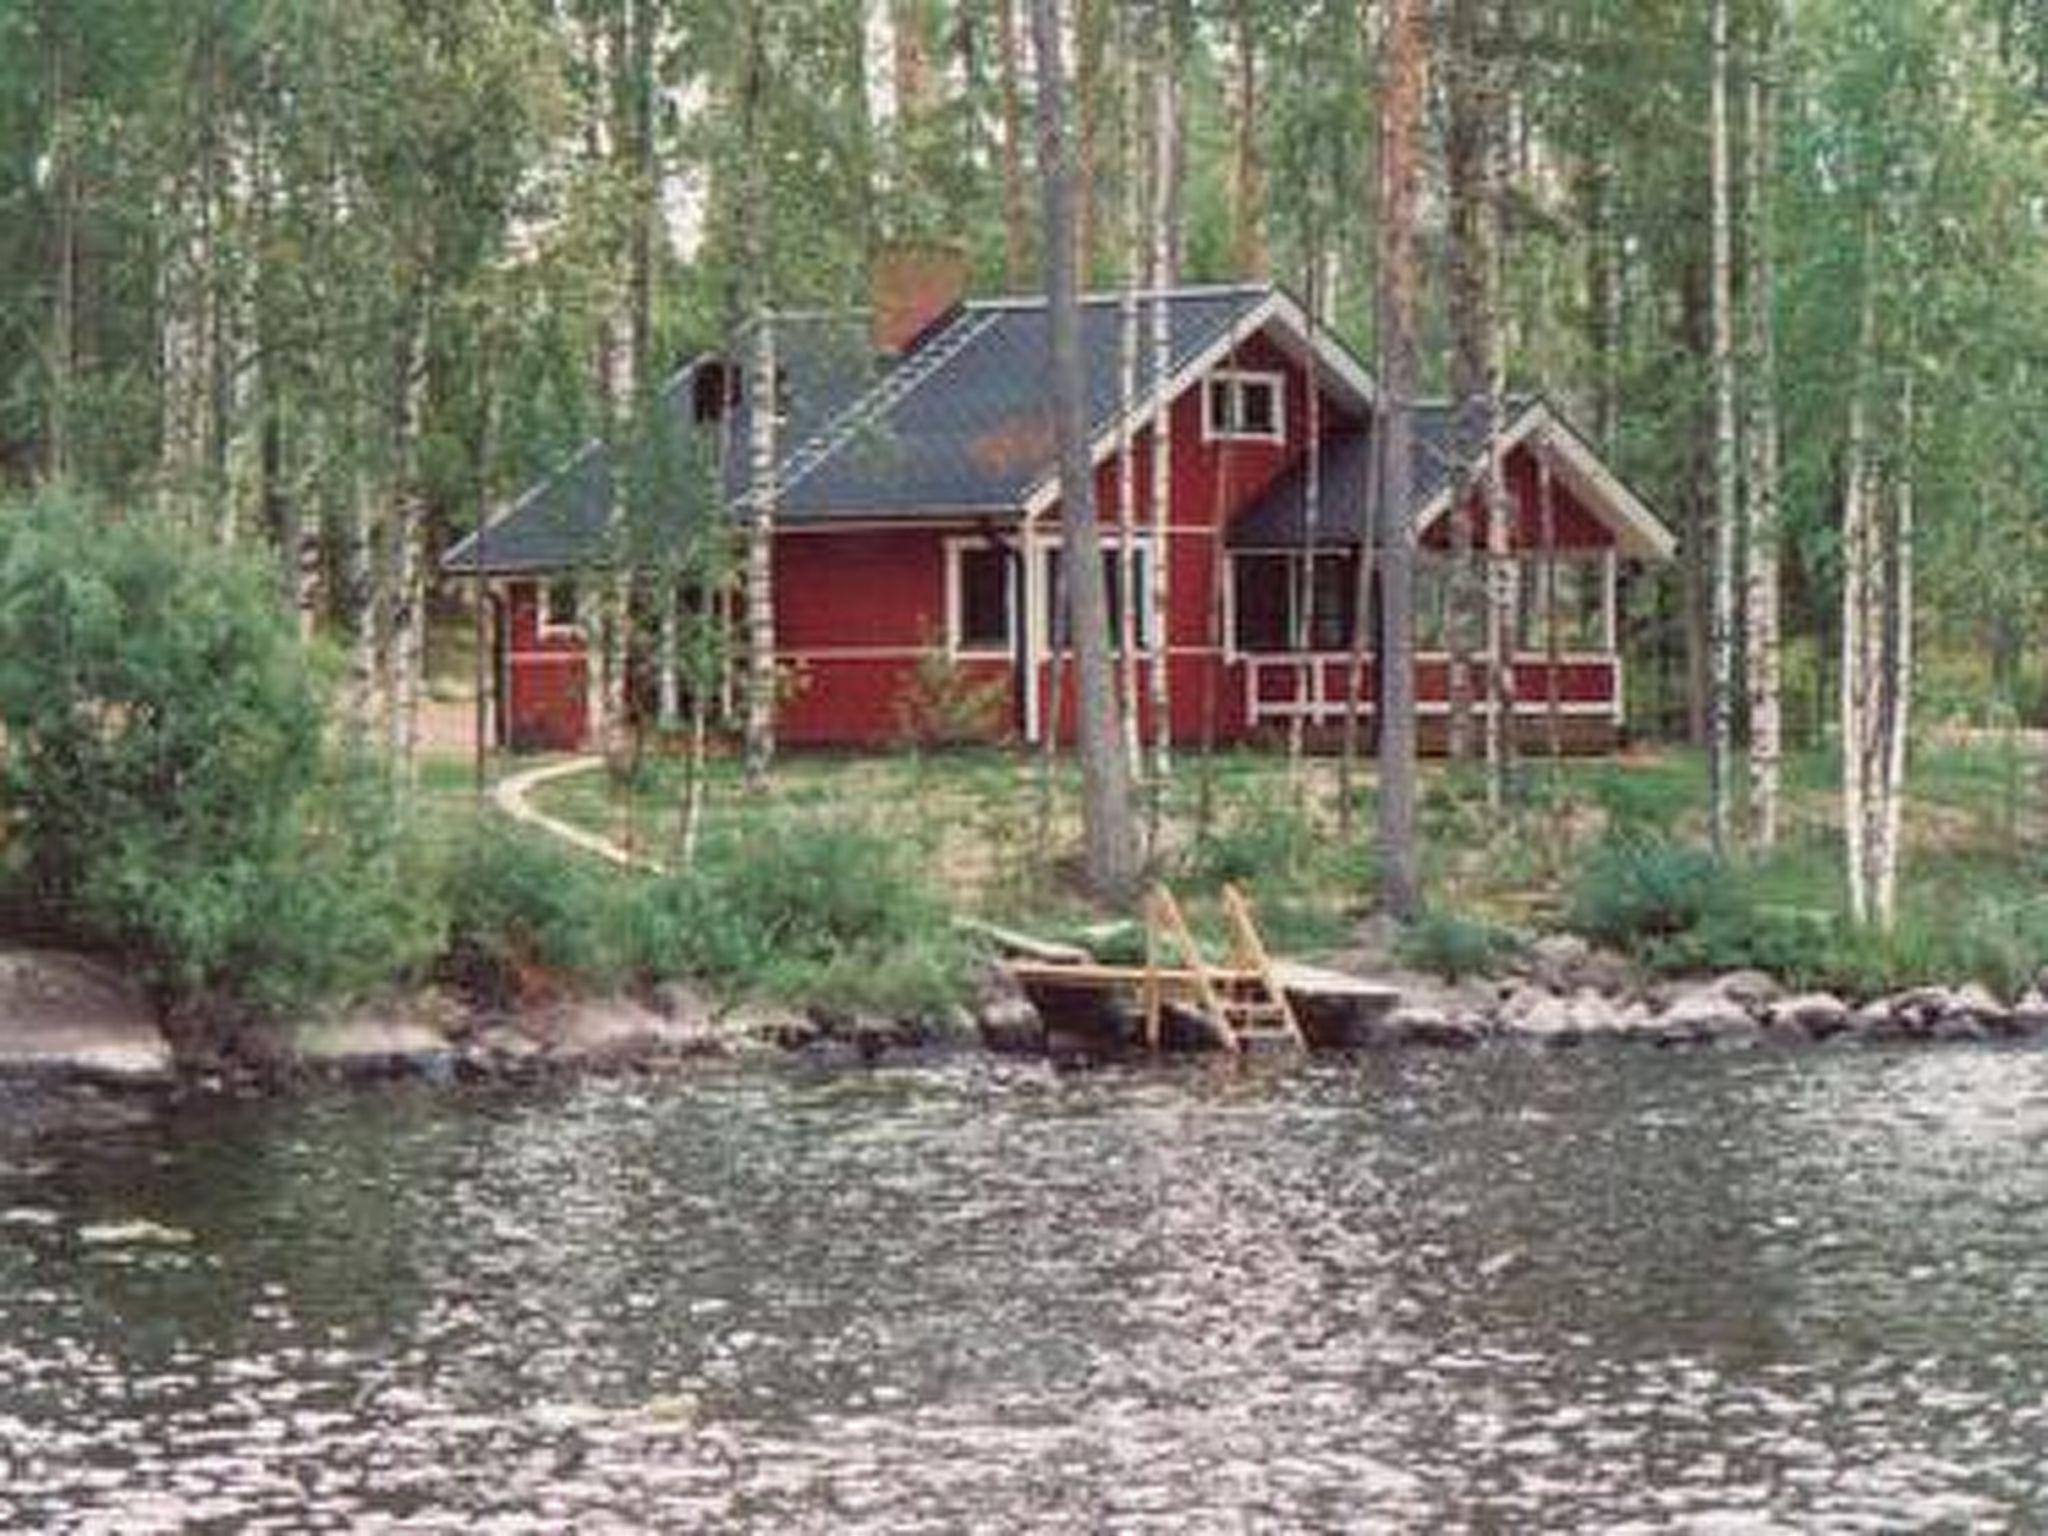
[[6, 937, 2048, 1139]]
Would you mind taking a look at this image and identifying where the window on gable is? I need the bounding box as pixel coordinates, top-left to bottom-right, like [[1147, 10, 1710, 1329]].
[[953, 544, 1014, 653], [1204, 371, 1285, 443]]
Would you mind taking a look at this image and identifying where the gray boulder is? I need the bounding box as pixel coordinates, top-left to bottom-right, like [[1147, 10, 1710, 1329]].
[[977, 994, 1046, 1056], [1711, 969, 1783, 1013], [2010, 991, 2048, 1037], [1767, 992, 1851, 1039], [1657, 987, 1762, 1046]]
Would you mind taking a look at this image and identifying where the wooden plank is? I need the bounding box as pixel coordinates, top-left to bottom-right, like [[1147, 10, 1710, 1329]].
[[1004, 961, 1262, 988], [955, 917, 1092, 965], [1153, 884, 1239, 1053], [1221, 883, 1308, 1049]]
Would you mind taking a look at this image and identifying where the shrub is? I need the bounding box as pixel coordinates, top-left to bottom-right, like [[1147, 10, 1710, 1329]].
[[1399, 909, 1524, 981], [629, 819, 969, 1014], [438, 823, 630, 1007], [1568, 835, 1729, 947], [893, 644, 1009, 749], [0, 496, 436, 1022], [1183, 800, 1319, 891]]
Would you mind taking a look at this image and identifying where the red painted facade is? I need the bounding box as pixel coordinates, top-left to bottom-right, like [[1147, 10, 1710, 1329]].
[[498, 322, 1648, 753]]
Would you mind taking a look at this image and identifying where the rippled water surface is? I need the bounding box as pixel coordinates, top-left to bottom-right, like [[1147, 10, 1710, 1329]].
[[6, 1047, 2048, 1530]]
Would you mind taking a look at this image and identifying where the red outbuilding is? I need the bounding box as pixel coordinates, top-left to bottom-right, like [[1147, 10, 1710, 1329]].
[[443, 266, 1674, 755]]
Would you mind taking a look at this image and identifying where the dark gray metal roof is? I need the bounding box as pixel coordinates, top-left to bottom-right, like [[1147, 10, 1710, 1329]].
[[445, 286, 1283, 575], [1227, 398, 1538, 548]]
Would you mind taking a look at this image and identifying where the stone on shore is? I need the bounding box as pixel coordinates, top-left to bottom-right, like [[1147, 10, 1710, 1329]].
[[0, 949, 171, 1084], [1656, 987, 1762, 1046], [529, 997, 728, 1065], [1767, 992, 1851, 1040]]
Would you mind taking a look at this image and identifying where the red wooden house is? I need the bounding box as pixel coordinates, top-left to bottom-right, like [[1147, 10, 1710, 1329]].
[[443, 266, 1674, 754]]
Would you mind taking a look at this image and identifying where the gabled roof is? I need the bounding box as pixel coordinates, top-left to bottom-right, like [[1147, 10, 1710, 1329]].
[[1227, 396, 1675, 562], [444, 284, 1360, 575]]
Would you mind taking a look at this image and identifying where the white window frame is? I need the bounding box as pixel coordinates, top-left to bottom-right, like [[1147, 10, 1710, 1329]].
[[1223, 549, 1360, 659], [944, 537, 1018, 658], [1035, 539, 1158, 654], [1202, 368, 1287, 445], [537, 576, 583, 639]]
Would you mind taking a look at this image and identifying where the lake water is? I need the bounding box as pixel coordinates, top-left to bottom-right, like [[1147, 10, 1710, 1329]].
[[4, 1047, 2048, 1531]]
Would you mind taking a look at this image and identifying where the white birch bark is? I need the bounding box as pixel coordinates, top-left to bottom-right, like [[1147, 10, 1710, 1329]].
[[1744, 32, 1783, 849], [347, 465, 379, 750], [386, 318, 428, 782], [1145, 26, 1176, 790], [1875, 374, 1915, 929], [743, 314, 778, 790], [1707, 0, 1737, 856], [1115, 0, 1142, 780], [1841, 234, 1877, 925]]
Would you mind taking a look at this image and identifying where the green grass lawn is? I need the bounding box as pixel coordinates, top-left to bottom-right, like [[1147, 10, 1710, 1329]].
[[484, 729, 2048, 993]]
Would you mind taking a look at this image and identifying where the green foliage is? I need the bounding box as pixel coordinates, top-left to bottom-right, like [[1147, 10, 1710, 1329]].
[[1398, 910, 1524, 982], [1182, 799, 1320, 892], [630, 820, 969, 1015], [1568, 835, 1729, 946], [0, 497, 438, 1020], [893, 644, 1011, 750], [437, 823, 631, 1008]]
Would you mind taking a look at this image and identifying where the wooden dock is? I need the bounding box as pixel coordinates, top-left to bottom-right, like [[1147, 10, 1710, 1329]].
[[1002, 884, 1397, 1054]]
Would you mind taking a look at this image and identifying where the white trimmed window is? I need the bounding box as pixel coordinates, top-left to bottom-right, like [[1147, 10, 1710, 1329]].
[[539, 577, 581, 636], [1203, 369, 1285, 444], [948, 541, 1015, 654]]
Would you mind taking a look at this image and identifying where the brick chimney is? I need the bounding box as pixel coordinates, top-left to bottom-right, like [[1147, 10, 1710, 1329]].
[[872, 245, 970, 357]]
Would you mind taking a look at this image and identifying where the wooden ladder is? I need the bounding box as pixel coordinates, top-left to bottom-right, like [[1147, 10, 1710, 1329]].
[[1145, 883, 1307, 1054]]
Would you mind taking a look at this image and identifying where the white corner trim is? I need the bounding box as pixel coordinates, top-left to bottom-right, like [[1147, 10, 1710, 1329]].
[[1414, 401, 1677, 563]]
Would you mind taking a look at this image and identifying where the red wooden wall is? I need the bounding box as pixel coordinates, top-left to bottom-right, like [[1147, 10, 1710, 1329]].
[[500, 324, 1631, 754]]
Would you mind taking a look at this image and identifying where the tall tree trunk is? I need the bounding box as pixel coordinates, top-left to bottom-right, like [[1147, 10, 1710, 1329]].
[[1145, 3, 1180, 823], [1707, 0, 1737, 855], [1875, 370, 1914, 930], [998, 0, 1031, 287], [385, 312, 428, 784], [1443, 0, 1483, 769], [744, 313, 778, 791], [1841, 218, 1878, 925], [1477, 49, 1514, 811], [346, 457, 379, 750], [1231, 0, 1265, 278], [1032, 0, 1139, 902], [1744, 14, 1783, 849], [1116, 0, 1142, 779], [1375, 0, 1429, 920], [43, 6, 74, 484], [740, 13, 777, 792]]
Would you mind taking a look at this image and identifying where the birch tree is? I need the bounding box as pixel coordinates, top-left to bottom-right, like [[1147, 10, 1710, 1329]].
[[1744, 7, 1783, 849], [1031, 0, 1140, 903], [1707, 0, 1736, 856], [1374, 0, 1428, 920]]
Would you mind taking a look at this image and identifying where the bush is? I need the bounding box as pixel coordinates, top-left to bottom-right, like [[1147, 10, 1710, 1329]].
[[1568, 835, 1730, 947], [0, 496, 436, 1022], [893, 645, 1009, 749], [1183, 800, 1319, 891], [629, 819, 969, 1014], [1399, 909, 1524, 981], [438, 822, 631, 1008]]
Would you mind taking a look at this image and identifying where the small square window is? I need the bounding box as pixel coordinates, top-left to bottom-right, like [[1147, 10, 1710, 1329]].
[[1204, 371, 1285, 443]]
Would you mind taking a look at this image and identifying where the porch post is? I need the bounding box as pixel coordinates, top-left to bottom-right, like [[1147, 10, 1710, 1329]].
[[1022, 516, 1043, 744], [1602, 549, 1619, 650]]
